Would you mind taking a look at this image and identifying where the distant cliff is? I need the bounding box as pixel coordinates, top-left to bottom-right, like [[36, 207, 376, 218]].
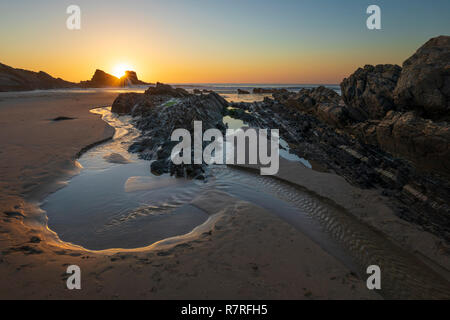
[[0, 63, 76, 92], [80, 69, 150, 88], [0, 63, 151, 92]]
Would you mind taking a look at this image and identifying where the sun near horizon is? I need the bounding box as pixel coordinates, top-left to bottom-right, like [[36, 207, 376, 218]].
[[0, 1, 449, 84], [111, 63, 135, 79]]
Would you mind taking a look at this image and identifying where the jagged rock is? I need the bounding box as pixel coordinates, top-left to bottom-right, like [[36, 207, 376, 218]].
[[113, 83, 228, 178], [270, 86, 354, 128], [228, 94, 450, 241], [80, 69, 150, 88], [274, 86, 340, 111], [84, 69, 120, 87], [111, 92, 145, 115], [145, 82, 190, 98], [350, 120, 380, 146], [253, 88, 288, 94], [237, 89, 250, 94], [151, 159, 170, 175], [353, 111, 450, 175], [394, 36, 450, 120], [315, 103, 351, 129], [341, 64, 402, 120], [0, 62, 76, 92], [120, 71, 148, 86], [308, 86, 341, 104]]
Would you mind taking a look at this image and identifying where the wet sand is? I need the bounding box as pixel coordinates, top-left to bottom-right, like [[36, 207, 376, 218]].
[[0, 90, 446, 299], [234, 161, 450, 281]]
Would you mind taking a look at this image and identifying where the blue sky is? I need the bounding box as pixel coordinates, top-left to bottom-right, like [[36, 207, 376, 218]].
[[0, 0, 448, 83]]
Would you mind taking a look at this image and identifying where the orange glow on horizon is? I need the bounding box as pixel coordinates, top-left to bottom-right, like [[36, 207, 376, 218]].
[[111, 63, 134, 79]]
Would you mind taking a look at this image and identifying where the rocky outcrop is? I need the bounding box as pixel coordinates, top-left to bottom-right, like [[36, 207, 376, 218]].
[[272, 86, 356, 128], [341, 64, 402, 120], [394, 36, 450, 120], [338, 37, 450, 177], [229, 96, 450, 241], [80, 69, 150, 88], [80, 69, 120, 87], [111, 93, 146, 115], [315, 103, 351, 129], [253, 88, 288, 94], [275, 86, 339, 110], [0, 62, 76, 92], [334, 37, 450, 179], [353, 111, 450, 175], [144, 82, 190, 98], [112, 83, 228, 178], [222, 37, 450, 240], [120, 71, 148, 86], [237, 89, 250, 94]]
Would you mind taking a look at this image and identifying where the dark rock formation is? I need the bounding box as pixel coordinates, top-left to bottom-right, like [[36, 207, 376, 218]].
[[111, 92, 145, 115], [352, 111, 450, 176], [315, 103, 351, 129], [341, 64, 402, 120], [80, 69, 150, 88], [120, 71, 148, 86], [337, 37, 450, 177], [253, 88, 288, 94], [275, 86, 338, 109], [112, 83, 228, 178], [237, 89, 250, 94], [394, 36, 450, 120], [81, 69, 120, 87], [0, 62, 76, 92], [273, 86, 355, 128], [144, 82, 190, 98]]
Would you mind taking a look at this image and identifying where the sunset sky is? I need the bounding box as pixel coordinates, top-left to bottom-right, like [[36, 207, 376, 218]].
[[1, 0, 449, 84]]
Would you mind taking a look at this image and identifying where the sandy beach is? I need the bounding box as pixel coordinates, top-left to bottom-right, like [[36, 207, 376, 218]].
[[0, 90, 449, 299], [1, 0, 449, 307], [0, 90, 385, 299]]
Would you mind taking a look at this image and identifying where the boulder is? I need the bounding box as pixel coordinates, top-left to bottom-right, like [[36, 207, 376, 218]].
[[353, 111, 450, 175], [237, 89, 250, 94], [341, 64, 402, 120], [112, 87, 228, 178], [394, 35, 450, 120], [111, 92, 144, 114], [145, 82, 190, 98], [315, 103, 351, 129]]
